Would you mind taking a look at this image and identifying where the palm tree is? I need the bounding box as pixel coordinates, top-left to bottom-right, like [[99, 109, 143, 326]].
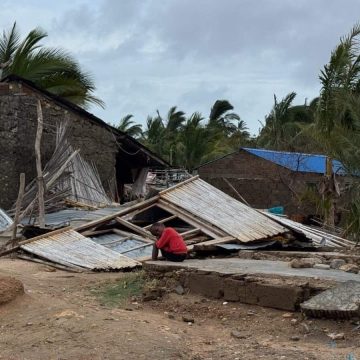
[[208, 100, 240, 136], [117, 114, 143, 138], [0, 22, 104, 108]]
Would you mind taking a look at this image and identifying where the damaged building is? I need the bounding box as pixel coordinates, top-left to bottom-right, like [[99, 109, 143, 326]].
[[0, 75, 167, 209], [197, 147, 349, 217]]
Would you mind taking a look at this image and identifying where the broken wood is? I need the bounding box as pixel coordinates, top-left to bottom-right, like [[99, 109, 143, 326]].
[[187, 236, 236, 251], [11, 172, 25, 246], [75, 196, 159, 232], [222, 177, 250, 206], [180, 228, 201, 238], [157, 199, 225, 238], [143, 215, 177, 229], [115, 217, 156, 241], [35, 100, 45, 227], [112, 228, 152, 243]]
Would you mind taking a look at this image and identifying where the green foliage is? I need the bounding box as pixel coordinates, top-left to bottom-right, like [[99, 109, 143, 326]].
[[117, 114, 143, 138], [92, 271, 145, 307], [0, 22, 103, 108], [140, 100, 249, 170]]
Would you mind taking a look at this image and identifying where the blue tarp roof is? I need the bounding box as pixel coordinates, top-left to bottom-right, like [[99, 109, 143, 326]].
[[242, 148, 346, 175]]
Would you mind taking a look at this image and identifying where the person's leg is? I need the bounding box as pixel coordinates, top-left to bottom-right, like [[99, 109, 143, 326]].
[[152, 244, 159, 260], [160, 250, 186, 262]]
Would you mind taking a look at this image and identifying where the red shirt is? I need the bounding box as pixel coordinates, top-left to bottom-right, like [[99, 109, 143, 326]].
[[156, 228, 188, 254]]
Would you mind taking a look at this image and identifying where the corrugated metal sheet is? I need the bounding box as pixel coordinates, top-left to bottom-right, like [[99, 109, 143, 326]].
[[243, 148, 345, 175], [90, 233, 153, 259], [21, 229, 140, 270], [0, 208, 13, 231], [262, 211, 353, 248], [160, 178, 287, 242]]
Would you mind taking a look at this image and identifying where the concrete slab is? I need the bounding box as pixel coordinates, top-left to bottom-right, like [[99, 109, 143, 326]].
[[301, 280, 360, 319], [145, 258, 360, 283]]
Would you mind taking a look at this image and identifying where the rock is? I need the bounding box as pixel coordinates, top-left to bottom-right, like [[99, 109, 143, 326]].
[[231, 330, 248, 339], [313, 264, 330, 270], [182, 315, 195, 323], [330, 259, 346, 269], [290, 335, 300, 341], [0, 276, 24, 305], [290, 258, 320, 269], [174, 285, 185, 295], [290, 319, 298, 325], [282, 313, 293, 318], [247, 310, 256, 316], [327, 332, 345, 340], [167, 313, 175, 320], [339, 264, 359, 274], [300, 323, 310, 334]]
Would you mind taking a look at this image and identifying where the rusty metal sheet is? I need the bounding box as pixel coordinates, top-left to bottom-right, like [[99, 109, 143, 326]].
[[21, 229, 140, 270], [160, 177, 287, 242]]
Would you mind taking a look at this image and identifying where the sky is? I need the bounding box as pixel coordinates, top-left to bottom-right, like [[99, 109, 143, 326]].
[[1, 0, 360, 135]]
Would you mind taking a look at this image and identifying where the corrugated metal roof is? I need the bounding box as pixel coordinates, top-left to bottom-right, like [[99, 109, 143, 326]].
[[243, 148, 346, 175], [160, 177, 287, 242], [21, 229, 140, 270], [90, 233, 153, 259], [262, 211, 353, 248]]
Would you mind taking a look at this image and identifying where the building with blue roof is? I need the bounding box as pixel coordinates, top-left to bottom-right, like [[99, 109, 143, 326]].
[[197, 148, 349, 217]]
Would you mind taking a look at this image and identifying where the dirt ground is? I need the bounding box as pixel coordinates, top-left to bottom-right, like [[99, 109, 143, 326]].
[[0, 258, 359, 360]]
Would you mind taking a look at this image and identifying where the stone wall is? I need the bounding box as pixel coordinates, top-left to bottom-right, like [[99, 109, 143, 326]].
[[198, 150, 323, 215], [0, 82, 118, 209]]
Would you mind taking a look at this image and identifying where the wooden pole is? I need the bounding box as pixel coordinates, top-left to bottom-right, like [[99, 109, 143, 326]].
[[35, 100, 45, 228], [11, 173, 25, 246]]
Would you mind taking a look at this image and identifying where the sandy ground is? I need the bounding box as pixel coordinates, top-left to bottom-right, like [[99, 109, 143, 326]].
[[0, 258, 359, 360]]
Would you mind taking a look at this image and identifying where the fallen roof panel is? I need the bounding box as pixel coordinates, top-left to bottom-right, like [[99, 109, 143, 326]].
[[21, 228, 140, 270], [262, 211, 353, 248], [159, 177, 287, 242]]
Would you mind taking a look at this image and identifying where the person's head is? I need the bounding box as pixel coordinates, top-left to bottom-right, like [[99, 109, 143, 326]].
[[149, 222, 165, 237]]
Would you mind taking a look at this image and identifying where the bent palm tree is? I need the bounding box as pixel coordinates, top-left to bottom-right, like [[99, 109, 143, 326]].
[[209, 100, 240, 136], [0, 23, 104, 108], [117, 114, 143, 138]]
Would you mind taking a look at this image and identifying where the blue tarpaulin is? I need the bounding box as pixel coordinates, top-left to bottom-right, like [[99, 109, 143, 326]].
[[243, 148, 346, 175]]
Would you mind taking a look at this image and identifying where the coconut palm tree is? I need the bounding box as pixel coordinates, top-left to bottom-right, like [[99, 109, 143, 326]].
[[117, 114, 143, 138], [208, 100, 240, 136], [0, 22, 104, 108]]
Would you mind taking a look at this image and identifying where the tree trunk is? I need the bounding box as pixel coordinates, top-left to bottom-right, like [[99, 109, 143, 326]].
[[35, 100, 45, 228], [11, 173, 25, 246]]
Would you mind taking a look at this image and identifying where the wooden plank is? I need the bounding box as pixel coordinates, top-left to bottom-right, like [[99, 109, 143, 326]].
[[75, 196, 159, 232], [122, 203, 158, 221], [82, 229, 113, 237], [187, 236, 236, 251], [112, 229, 153, 243], [115, 217, 156, 241], [158, 199, 225, 238], [159, 175, 199, 195], [143, 215, 177, 229], [35, 100, 45, 228], [181, 228, 201, 239]]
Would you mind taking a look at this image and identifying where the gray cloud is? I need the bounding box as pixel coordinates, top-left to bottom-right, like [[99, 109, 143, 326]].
[[1, 0, 360, 133]]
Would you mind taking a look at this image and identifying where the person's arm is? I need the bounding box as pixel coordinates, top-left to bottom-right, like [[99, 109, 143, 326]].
[[156, 229, 170, 249]]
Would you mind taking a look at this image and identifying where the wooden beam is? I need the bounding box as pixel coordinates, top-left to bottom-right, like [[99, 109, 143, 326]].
[[115, 217, 156, 241], [187, 236, 236, 251], [35, 100, 45, 228], [75, 196, 159, 232], [157, 199, 225, 238], [159, 175, 198, 195], [112, 228, 152, 243], [143, 215, 177, 229], [11, 173, 26, 246], [122, 203, 158, 221], [180, 228, 201, 238]]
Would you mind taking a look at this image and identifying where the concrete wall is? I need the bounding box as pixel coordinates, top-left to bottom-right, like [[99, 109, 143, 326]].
[[198, 150, 323, 216], [0, 82, 118, 209]]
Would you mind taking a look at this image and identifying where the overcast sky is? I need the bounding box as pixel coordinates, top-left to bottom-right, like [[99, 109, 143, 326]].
[[1, 0, 360, 134]]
